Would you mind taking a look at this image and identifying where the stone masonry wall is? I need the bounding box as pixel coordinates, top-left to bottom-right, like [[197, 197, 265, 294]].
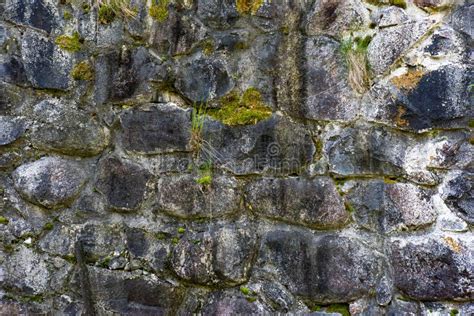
[[0, 0, 473, 315]]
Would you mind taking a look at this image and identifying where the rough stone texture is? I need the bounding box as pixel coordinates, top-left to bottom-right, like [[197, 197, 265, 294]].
[[345, 180, 437, 233], [245, 177, 349, 229], [0, 116, 25, 146], [303, 36, 358, 121], [391, 238, 474, 300], [368, 20, 434, 75], [201, 114, 315, 175], [12, 157, 87, 209], [171, 223, 256, 285], [120, 103, 192, 154], [20, 30, 72, 90], [95, 157, 151, 212], [256, 229, 384, 303], [31, 100, 109, 156], [1, 0, 473, 313], [156, 173, 240, 218]]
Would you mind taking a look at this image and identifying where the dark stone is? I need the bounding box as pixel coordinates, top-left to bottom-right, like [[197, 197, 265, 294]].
[[450, 4, 473, 39], [400, 66, 471, 131], [257, 230, 383, 303], [95, 157, 152, 211], [0, 56, 28, 85], [0, 116, 26, 146], [156, 174, 240, 218], [21, 30, 72, 90], [303, 36, 358, 121], [442, 172, 474, 224], [202, 291, 270, 315], [171, 223, 256, 285], [4, 0, 59, 33], [391, 238, 474, 300], [201, 115, 315, 175], [31, 100, 110, 156], [174, 56, 233, 103], [86, 267, 185, 315], [245, 177, 349, 229], [12, 157, 87, 209], [196, 0, 239, 30], [346, 180, 436, 233], [120, 103, 192, 154]]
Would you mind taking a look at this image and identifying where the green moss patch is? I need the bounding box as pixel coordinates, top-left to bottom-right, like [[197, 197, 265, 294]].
[[0, 216, 9, 225], [209, 88, 272, 126], [55, 32, 82, 52], [149, 0, 170, 22], [99, 5, 116, 24], [71, 61, 94, 81]]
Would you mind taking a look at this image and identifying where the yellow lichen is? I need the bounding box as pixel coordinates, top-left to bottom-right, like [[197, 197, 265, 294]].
[[71, 61, 95, 81], [443, 236, 462, 253], [395, 105, 409, 127], [208, 88, 272, 126], [236, 0, 264, 15], [391, 69, 425, 90]]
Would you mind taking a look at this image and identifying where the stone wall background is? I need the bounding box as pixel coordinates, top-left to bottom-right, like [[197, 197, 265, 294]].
[[0, 0, 473, 315]]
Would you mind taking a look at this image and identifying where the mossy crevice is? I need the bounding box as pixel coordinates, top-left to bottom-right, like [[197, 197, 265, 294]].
[[55, 32, 82, 52], [98, 0, 137, 24], [340, 35, 372, 94], [208, 88, 272, 126], [366, 0, 407, 9], [71, 61, 95, 81]]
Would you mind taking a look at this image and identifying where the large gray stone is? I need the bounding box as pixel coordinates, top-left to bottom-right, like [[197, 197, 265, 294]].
[[174, 55, 233, 103], [0, 116, 25, 146], [156, 173, 240, 218], [95, 157, 152, 212], [201, 114, 315, 175], [368, 20, 434, 75], [305, 0, 369, 37], [21, 30, 72, 90], [303, 36, 358, 121], [12, 157, 87, 209], [171, 223, 256, 285], [450, 4, 473, 39], [85, 267, 185, 315], [257, 230, 384, 303], [4, 0, 60, 34], [245, 177, 350, 229], [196, 0, 239, 30], [346, 180, 437, 233], [440, 171, 474, 225], [120, 103, 192, 154], [31, 100, 110, 156], [391, 238, 474, 300]]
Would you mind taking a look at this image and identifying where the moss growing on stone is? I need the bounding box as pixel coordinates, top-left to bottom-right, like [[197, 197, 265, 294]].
[[450, 309, 459, 316], [71, 61, 95, 81], [55, 32, 82, 52], [209, 88, 272, 126], [0, 216, 9, 225], [99, 5, 116, 23], [240, 286, 251, 295], [98, 0, 137, 24], [196, 175, 212, 186], [63, 11, 73, 20], [201, 39, 215, 56], [366, 0, 407, 8], [43, 222, 54, 231], [149, 0, 170, 22], [326, 304, 350, 316], [236, 0, 264, 15], [177, 227, 186, 234]]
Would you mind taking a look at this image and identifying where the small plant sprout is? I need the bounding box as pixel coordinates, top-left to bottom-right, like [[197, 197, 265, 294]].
[[191, 104, 206, 152], [97, 0, 137, 24], [196, 160, 213, 187]]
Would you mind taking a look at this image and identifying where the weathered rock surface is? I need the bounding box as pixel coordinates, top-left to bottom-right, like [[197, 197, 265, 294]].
[[171, 223, 256, 285], [21, 30, 72, 90], [440, 171, 474, 224], [31, 100, 109, 156], [95, 157, 151, 211], [12, 157, 87, 209], [346, 180, 436, 233], [0, 116, 25, 146], [156, 173, 240, 218], [256, 230, 384, 303], [245, 177, 349, 229], [120, 103, 191, 154], [391, 238, 474, 300], [303, 36, 358, 121], [201, 114, 315, 175], [202, 290, 271, 315], [4, 0, 60, 34]]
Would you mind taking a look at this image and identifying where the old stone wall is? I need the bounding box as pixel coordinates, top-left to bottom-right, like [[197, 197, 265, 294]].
[[0, 0, 473, 315]]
